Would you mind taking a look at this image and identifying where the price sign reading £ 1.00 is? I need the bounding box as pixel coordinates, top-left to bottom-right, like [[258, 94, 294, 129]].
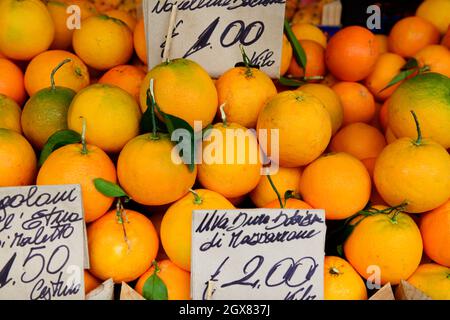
[[191, 209, 326, 300], [0, 185, 86, 300], [144, 0, 287, 78]]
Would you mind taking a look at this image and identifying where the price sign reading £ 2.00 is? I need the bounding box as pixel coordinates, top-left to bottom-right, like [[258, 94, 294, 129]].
[[0, 185, 86, 300], [191, 209, 326, 300], [144, 0, 287, 78]]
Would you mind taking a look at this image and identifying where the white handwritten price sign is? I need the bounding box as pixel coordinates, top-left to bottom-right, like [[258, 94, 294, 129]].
[[0, 185, 86, 300], [191, 209, 326, 300], [143, 0, 286, 78]]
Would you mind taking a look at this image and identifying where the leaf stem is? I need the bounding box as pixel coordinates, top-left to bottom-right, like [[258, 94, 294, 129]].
[[80, 117, 88, 155], [410, 110, 422, 145], [50, 58, 72, 90], [148, 79, 160, 140], [189, 188, 203, 205], [266, 169, 284, 209], [219, 103, 228, 127]]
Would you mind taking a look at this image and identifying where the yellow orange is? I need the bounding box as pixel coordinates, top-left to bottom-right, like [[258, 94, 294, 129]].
[[161, 189, 234, 271], [215, 66, 277, 128], [24, 50, 90, 96], [68, 83, 141, 153], [0, 0, 55, 60], [136, 260, 191, 300], [257, 91, 332, 167], [140, 58, 218, 128], [324, 256, 367, 300], [88, 209, 159, 283], [250, 167, 302, 208], [299, 152, 371, 220], [73, 14, 133, 70], [37, 143, 117, 222], [0, 128, 36, 187], [0, 94, 22, 133], [297, 83, 343, 135], [406, 263, 450, 300], [117, 134, 197, 206]]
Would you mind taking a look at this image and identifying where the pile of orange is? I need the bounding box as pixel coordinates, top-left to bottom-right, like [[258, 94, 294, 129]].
[[0, 0, 449, 301]]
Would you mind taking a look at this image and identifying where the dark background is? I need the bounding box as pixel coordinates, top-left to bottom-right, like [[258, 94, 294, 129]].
[[341, 0, 423, 33]]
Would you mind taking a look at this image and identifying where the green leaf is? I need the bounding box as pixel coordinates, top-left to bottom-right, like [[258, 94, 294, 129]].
[[154, 103, 197, 172], [401, 58, 419, 71], [39, 130, 81, 166], [140, 102, 167, 134], [279, 76, 306, 87], [93, 178, 129, 199], [336, 244, 344, 257], [379, 68, 416, 93], [284, 19, 307, 71], [142, 265, 168, 300]]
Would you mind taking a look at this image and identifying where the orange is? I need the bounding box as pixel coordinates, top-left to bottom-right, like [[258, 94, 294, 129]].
[[416, 0, 450, 34], [385, 127, 398, 144], [68, 83, 141, 153], [98, 64, 146, 102], [161, 189, 234, 271], [257, 91, 332, 167], [140, 58, 218, 129], [198, 122, 262, 198], [374, 34, 388, 54], [250, 167, 302, 208], [379, 98, 390, 131], [136, 260, 191, 300], [299, 152, 371, 220], [0, 128, 36, 187], [117, 134, 197, 206], [0, 94, 22, 133], [0, 58, 26, 105], [388, 72, 450, 149], [280, 34, 293, 76], [215, 66, 277, 128], [47, 1, 74, 50], [134, 18, 147, 65], [330, 123, 386, 160], [388, 16, 440, 58], [321, 73, 338, 87], [37, 143, 117, 222], [324, 256, 367, 300], [264, 198, 312, 209], [443, 27, 450, 48], [288, 40, 326, 79], [374, 116, 450, 213], [22, 79, 75, 150], [24, 50, 90, 96], [406, 263, 450, 300], [415, 44, 450, 78], [361, 157, 377, 180], [63, 0, 97, 20], [332, 82, 376, 125], [420, 200, 450, 267], [291, 23, 327, 48], [344, 206, 423, 285], [105, 9, 137, 31], [325, 26, 379, 81], [87, 209, 159, 283], [90, 0, 120, 12], [226, 195, 247, 206], [73, 14, 133, 70], [297, 83, 343, 135], [365, 53, 407, 101], [0, 0, 54, 61], [84, 270, 101, 295]]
